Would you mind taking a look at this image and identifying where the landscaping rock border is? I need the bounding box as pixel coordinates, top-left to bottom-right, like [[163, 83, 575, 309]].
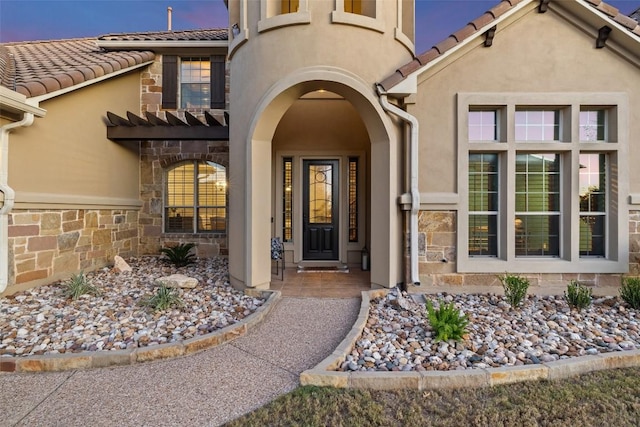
[[300, 289, 640, 389], [0, 290, 280, 373]]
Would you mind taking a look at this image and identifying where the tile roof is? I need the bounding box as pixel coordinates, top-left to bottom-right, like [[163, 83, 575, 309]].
[[98, 28, 228, 42], [631, 7, 640, 22], [0, 38, 155, 98], [379, 0, 640, 92]]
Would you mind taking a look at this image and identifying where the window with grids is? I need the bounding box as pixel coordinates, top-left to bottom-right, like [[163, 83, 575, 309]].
[[282, 158, 293, 242], [348, 157, 359, 242], [468, 154, 498, 256], [180, 58, 211, 109], [463, 100, 619, 268], [165, 161, 227, 233]]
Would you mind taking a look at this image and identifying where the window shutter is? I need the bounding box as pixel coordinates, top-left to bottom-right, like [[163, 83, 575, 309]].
[[162, 55, 178, 109], [210, 55, 226, 109]]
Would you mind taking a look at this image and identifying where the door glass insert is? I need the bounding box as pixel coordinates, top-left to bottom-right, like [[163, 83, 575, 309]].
[[308, 164, 333, 224]]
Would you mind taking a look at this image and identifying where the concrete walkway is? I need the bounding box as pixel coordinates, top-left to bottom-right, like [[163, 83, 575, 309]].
[[1, 297, 361, 427]]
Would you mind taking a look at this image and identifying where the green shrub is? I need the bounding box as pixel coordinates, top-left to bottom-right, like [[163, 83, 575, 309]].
[[63, 272, 101, 300], [498, 273, 530, 307], [160, 243, 196, 267], [564, 280, 593, 310], [425, 299, 469, 342], [620, 277, 640, 309], [141, 283, 184, 311]]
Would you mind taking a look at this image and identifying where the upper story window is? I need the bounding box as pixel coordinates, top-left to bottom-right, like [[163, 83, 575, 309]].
[[281, 0, 299, 13], [332, 0, 383, 32], [515, 109, 560, 141], [580, 109, 606, 142], [162, 55, 226, 110], [469, 110, 498, 141], [258, 0, 310, 32], [165, 161, 227, 234]]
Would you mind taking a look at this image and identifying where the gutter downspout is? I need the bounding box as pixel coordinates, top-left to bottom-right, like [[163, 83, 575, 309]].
[[376, 84, 420, 286], [0, 113, 35, 293]]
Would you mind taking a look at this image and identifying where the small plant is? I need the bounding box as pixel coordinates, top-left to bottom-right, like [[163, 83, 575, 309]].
[[620, 277, 640, 309], [140, 283, 184, 311], [564, 280, 593, 310], [498, 273, 530, 307], [425, 299, 469, 342], [63, 272, 101, 300], [160, 243, 196, 267]]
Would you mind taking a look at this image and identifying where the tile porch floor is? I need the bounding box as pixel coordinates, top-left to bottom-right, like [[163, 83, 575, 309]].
[[268, 267, 371, 298]]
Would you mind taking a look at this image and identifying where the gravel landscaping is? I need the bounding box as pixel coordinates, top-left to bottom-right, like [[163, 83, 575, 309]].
[[0, 256, 265, 357], [340, 289, 640, 372]]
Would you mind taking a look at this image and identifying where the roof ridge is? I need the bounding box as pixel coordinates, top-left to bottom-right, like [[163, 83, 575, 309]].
[[1, 36, 98, 47], [98, 28, 227, 38]]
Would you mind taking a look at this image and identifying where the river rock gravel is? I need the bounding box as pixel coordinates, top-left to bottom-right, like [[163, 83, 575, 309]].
[[340, 289, 640, 372], [0, 257, 265, 357]]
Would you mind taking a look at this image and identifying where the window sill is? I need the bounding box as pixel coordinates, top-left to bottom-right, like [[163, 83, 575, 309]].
[[457, 257, 627, 274], [258, 12, 311, 33], [331, 11, 384, 33]]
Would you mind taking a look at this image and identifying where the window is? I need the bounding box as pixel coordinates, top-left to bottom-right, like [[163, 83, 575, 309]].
[[332, 0, 382, 32], [468, 154, 498, 256], [258, 0, 310, 32], [580, 109, 606, 142], [162, 55, 225, 110], [165, 161, 227, 233], [515, 109, 560, 141], [281, 0, 299, 13], [282, 158, 293, 242], [458, 94, 625, 274], [349, 157, 359, 242]]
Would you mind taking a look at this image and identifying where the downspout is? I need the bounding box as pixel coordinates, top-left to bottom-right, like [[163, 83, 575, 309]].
[[376, 84, 420, 286], [0, 113, 35, 293]]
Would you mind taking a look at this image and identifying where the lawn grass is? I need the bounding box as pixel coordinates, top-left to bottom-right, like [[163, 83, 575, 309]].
[[225, 367, 640, 426]]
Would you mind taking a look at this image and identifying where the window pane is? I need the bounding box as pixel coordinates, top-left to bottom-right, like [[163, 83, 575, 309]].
[[469, 110, 497, 141], [515, 110, 560, 141], [197, 162, 227, 232], [579, 153, 606, 257], [283, 158, 293, 242], [468, 153, 498, 256], [580, 110, 605, 142], [349, 157, 358, 242], [515, 215, 560, 256], [515, 153, 560, 256], [281, 0, 299, 13], [181, 83, 211, 109]]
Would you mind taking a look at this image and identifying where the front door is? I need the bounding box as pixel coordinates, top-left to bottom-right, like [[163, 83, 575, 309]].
[[303, 159, 339, 260]]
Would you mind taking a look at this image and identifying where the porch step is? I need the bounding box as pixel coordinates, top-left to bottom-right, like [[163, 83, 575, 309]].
[[297, 264, 350, 273]]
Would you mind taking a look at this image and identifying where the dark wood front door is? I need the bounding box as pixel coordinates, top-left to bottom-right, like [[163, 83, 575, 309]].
[[303, 159, 339, 260]]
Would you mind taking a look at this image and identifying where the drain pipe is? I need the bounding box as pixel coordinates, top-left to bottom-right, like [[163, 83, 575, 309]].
[[376, 84, 420, 286], [0, 113, 35, 293]]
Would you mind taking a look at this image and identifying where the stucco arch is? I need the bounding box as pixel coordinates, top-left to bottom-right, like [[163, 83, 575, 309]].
[[229, 66, 401, 290]]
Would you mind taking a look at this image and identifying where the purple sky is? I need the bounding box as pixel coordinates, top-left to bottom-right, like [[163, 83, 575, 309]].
[[0, 0, 637, 53]]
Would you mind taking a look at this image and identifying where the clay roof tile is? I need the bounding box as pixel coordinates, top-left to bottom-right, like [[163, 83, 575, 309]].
[[434, 36, 458, 55]]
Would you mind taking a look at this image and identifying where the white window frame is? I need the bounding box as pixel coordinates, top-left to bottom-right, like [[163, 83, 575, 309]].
[[457, 92, 628, 274]]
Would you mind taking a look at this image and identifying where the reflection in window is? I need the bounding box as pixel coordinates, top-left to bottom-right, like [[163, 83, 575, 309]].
[[349, 157, 358, 242], [579, 154, 606, 256], [468, 154, 498, 256], [515, 154, 560, 256], [515, 110, 560, 141], [469, 110, 497, 141], [580, 110, 605, 142], [165, 161, 227, 233], [180, 58, 211, 109], [282, 158, 293, 242]]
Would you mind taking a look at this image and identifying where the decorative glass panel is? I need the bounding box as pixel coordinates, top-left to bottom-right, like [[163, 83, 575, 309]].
[[515, 153, 560, 256], [469, 110, 497, 141], [308, 164, 333, 224], [580, 110, 605, 142], [468, 153, 498, 256], [515, 110, 560, 141], [180, 58, 211, 109], [282, 158, 293, 242], [349, 157, 358, 242], [579, 153, 606, 256]]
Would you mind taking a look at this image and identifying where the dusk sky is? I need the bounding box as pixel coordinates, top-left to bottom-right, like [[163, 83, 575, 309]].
[[0, 0, 638, 53]]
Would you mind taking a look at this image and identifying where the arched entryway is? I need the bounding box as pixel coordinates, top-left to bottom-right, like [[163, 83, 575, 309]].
[[228, 67, 401, 291]]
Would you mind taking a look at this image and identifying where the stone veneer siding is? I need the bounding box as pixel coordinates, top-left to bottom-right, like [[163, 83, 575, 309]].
[[139, 141, 229, 258], [6, 209, 139, 294], [415, 210, 628, 289]]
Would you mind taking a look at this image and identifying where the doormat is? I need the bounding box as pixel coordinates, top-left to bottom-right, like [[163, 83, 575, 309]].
[[297, 266, 350, 273]]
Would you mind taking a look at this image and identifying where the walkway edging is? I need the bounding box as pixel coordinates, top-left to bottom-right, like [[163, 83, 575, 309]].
[[300, 289, 640, 390], [0, 290, 281, 373]]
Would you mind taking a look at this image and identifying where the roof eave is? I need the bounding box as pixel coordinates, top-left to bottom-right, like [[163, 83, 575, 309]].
[[0, 87, 46, 119], [96, 40, 229, 50]]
